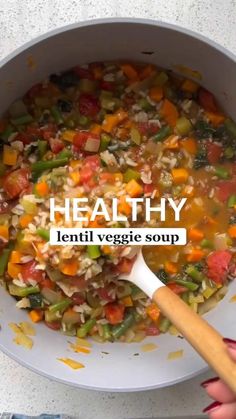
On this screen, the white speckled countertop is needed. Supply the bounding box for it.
[0,1,236,418]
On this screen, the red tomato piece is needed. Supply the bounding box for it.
[143,183,154,195]
[198,88,218,112]
[207,250,232,284]
[100,81,115,91]
[45,321,61,330]
[73,66,93,79]
[116,257,136,274]
[3,168,30,199]
[97,287,115,302]
[79,93,100,117]
[207,142,222,164]
[21,261,45,283]
[145,325,160,336]
[167,282,188,294]
[137,122,159,136]
[40,278,55,290]
[73,132,99,150]
[104,303,125,325]
[71,293,86,305]
[84,155,100,170]
[217,179,236,201]
[49,138,65,154]
[41,124,57,140]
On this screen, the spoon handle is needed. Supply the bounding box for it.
[153,286,236,394]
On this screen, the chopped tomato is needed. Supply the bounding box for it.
[217,179,236,201]
[73,132,99,150]
[80,166,94,184]
[97,287,115,302]
[207,142,222,164]
[84,155,100,170]
[99,172,115,184]
[104,303,125,325]
[49,138,65,154]
[145,325,160,336]
[207,250,232,284]
[41,124,57,140]
[21,261,45,283]
[198,88,218,112]
[67,275,87,290]
[116,257,136,274]
[40,278,55,290]
[143,183,155,195]
[73,66,93,79]
[3,168,30,199]
[79,93,100,117]
[16,125,42,144]
[71,292,85,305]
[100,81,115,91]
[167,282,187,294]
[137,122,159,136]
[45,321,61,330]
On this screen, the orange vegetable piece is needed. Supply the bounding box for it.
[181,185,195,197]
[29,310,43,323]
[181,79,199,93]
[10,250,23,264]
[149,86,163,102]
[0,225,9,241]
[126,179,143,197]
[180,138,197,154]
[101,245,112,255]
[3,145,18,166]
[139,64,155,80]
[205,111,225,127]
[163,135,179,150]
[118,195,132,216]
[165,261,178,274]
[88,215,105,228]
[102,109,128,133]
[228,225,236,238]
[160,99,179,127]
[171,168,189,184]
[188,228,204,242]
[69,171,80,185]
[186,249,205,262]
[60,259,78,276]
[92,65,103,80]
[121,296,133,307]
[120,64,139,81]
[62,130,76,142]
[7,262,22,278]
[146,303,160,322]
[90,124,102,134]
[35,182,49,197]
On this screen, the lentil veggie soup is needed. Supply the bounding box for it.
[0,61,236,342]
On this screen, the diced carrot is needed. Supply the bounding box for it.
[40,278,55,289]
[149,86,163,102]
[182,185,195,197]
[165,261,178,274]
[188,228,204,242]
[7,262,22,278]
[228,225,236,238]
[139,64,155,80]
[121,296,133,307]
[171,168,189,184]
[102,109,128,133]
[35,181,49,197]
[3,145,18,166]
[186,249,205,262]
[88,215,105,228]
[92,66,103,80]
[205,215,217,225]
[0,225,9,241]
[29,310,43,323]
[126,179,143,197]
[146,303,160,322]
[90,124,102,135]
[70,159,80,169]
[118,195,132,216]
[10,250,22,264]
[69,171,80,185]
[116,127,129,140]
[180,138,197,154]
[61,130,76,142]
[163,135,179,150]
[55,212,63,222]
[181,79,199,93]
[205,111,225,127]
[101,245,112,255]
[114,172,123,182]
[160,99,179,127]
[120,64,139,81]
[60,259,78,276]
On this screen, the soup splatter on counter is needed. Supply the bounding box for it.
[0,61,235,342]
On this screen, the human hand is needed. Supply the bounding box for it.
[201,338,236,418]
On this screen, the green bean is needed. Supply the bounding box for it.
[0,247,12,276]
[37,140,48,159]
[175,279,199,291]
[8,284,40,297]
[36,228,50,242]
[49,299,71,313]
[138,98,153,111]
[51,106,64,125]
[32,158,69,174]
[181,292,189,304]
[102,324,112,340]
[185,264,207,282]
[87,245,101,259]
[0,125,14,141]
[77,318,96,338]
[159,317,171,333]
[227,194,236,208]
[153,125,172,142]
[123,168,140,182]
[112,312,135,339]
[153,71,168,86]
[57,149,73,159]
[99,133,111,151]
[78,115,89,126]
[11,114,33,126]
[214,166,230,179]
[200,239,214,249]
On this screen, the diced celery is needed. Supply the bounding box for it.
[176,117,192,136]
[130,127,141,145]
[153,71,168,86]
[123,168,140,182]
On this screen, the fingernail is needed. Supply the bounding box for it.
[203,401,222,413]
[223,337,236,350]
[201,377,219,388]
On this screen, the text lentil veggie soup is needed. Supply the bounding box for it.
[0,61,235,342]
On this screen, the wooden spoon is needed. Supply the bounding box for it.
[120,251,236,393]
